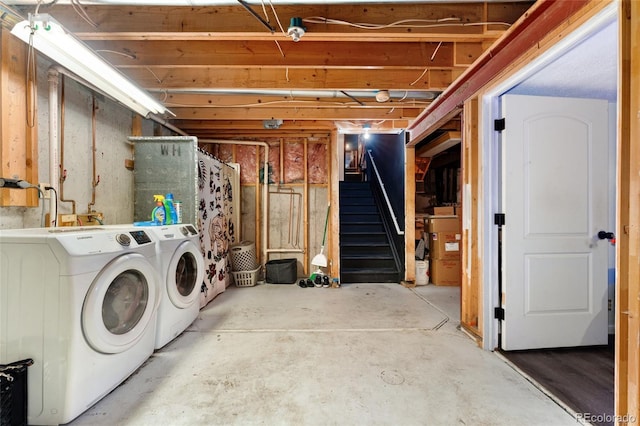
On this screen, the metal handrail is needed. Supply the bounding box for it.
[366,150,404,235]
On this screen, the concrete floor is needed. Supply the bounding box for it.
[70,283,577,426]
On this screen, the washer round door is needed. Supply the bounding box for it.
[82,253,159,354]
[166,240,204,309]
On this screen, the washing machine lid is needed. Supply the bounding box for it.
[82,253,159,354]
[166,240,204,309]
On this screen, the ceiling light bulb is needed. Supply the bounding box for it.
[375,90,390,103]
[287,17,306,42]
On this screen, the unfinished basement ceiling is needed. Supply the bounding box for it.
[3,1,535,138]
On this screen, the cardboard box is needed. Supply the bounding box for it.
[429,232,461,260]
[433,206,456,215]
[427,216,460,233]
[430,259,461,286]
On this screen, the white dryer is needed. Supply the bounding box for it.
[142,224,204,350]
[0,226,161,425]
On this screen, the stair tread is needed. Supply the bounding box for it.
[340,267,399,273]
[340,230,385,234]
[341,254,393,260]
[340,241,389,246]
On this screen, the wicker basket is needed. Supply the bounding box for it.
[232,266,261,287]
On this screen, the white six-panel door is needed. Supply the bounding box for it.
[500,94,609,351]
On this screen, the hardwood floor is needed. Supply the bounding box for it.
[501,340,614,426]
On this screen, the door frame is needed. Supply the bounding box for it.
[480,4,618,351]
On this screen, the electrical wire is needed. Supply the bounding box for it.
[268,0,287,35]
[163,98,432,108]
[267,0,287,57]
[70,0,98,28]
[34,0,58,14]
[46,186,57,227]
[95,50,136,60]
[302,16,512,30]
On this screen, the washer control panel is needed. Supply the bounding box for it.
[115,233,131,246]
[127,230,152,245]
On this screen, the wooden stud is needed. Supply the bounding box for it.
[618,0,640,421]
[0,28,38,207]
[405,146,416,282]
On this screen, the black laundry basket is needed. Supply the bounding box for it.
[1,358,33,426]
[265,258,297,284]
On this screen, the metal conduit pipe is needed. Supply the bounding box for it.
[58,77,77,215]
[199,139,269,267]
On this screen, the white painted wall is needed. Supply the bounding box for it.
[0,56,162,229]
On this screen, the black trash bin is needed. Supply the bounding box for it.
[265,258,297,284]
[1,358,33,426]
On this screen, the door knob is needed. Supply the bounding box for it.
[598,230,615,245]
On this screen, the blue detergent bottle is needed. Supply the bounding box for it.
[151,194,166,225]
[165,193,178,225]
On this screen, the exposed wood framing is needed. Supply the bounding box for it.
[461,97,481,338]
[15,1,531,135]
[617,0,640,421]
[405,146,416,282]
[0,28,38,207]
[330,131,340,279]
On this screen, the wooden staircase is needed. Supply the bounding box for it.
[339,181,400,283]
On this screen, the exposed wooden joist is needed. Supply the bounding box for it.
[123,67,458,91]
[172,119,336,130]
[170,106,421,120]
[87,40,460,68]
[36,3,529,37]
[163,94,433,109]
[78,32,504,43]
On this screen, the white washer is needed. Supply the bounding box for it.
[0,226,161,425]
[143,224,204,350]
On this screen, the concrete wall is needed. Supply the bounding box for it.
[0,56,161,229]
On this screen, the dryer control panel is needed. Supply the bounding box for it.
[127,230,152,245]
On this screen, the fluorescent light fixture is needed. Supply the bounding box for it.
[11,14,170,118]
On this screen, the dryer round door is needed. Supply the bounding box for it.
[166,240,204,309]
[82,253,159,354]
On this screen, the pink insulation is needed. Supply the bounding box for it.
[236,145,257,184]
[283,142,304,183]
[308,143,328,184]
[217,144,234,163]
[266,141,280,184]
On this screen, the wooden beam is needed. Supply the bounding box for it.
[88,40,458,68]
[120,67,457,91]
[79,32,504,43]
[162,93,434,109]
[173,119,336,130]
[170,106,422,120]
[40,3,528,37]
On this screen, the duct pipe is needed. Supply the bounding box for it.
[47,67,60,226]
[200,139,269,267]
